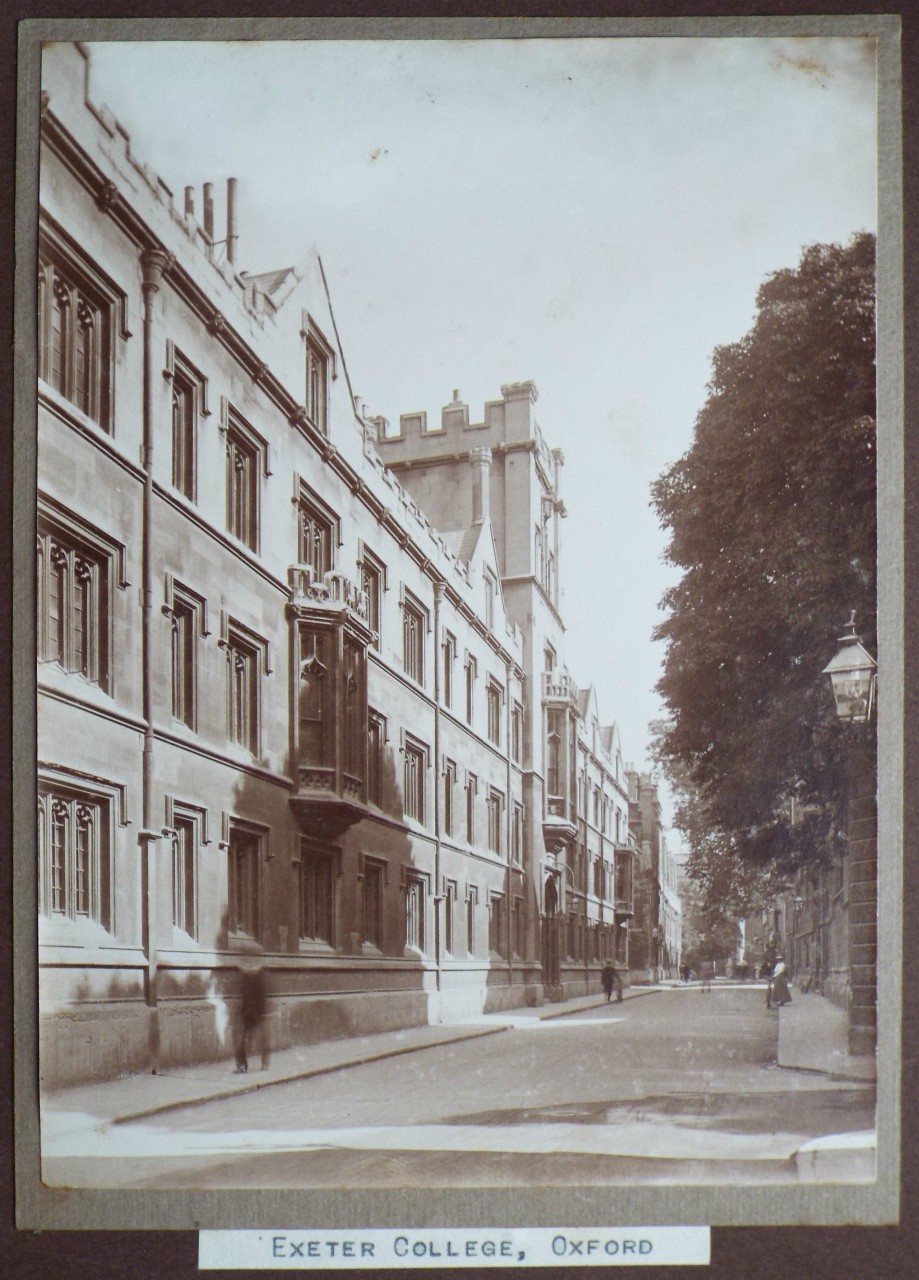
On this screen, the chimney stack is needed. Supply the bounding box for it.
[184,186,196,219]
[226,177,239,266]
[470,447,492,526]
[203,182,214,241]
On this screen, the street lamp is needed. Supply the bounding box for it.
[822,611,877,725]
[822,611,877,1056]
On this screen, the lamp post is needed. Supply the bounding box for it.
[651,925,662,983]
[822,612,878,1056]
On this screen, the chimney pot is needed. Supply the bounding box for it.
[203,182,214,241]
[184,185,195,218]
[226,177,238,266]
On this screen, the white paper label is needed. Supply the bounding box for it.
[199,1227,711,1268]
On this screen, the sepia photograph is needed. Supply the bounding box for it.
[15,15,902,1235]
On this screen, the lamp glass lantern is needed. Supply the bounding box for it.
[822,613,877,724]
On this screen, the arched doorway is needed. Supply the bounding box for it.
[542,873,561,989]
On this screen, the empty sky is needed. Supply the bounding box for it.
[81,34,878,832]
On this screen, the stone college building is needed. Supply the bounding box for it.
[36,43,652,1086]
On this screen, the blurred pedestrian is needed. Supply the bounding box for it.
[770,958,792,1008]
[601,961,616,1003]
[234,957,271,1073]
[700,959,713,993]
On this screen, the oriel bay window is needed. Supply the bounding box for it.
[546,709,562,797]
[296,625,367,790]
[289,580,373,838]
[544,705,577,825]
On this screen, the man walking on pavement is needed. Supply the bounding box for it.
[234,957,271,1073]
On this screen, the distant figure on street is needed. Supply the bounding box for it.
[680,962,691,983]
[700,959,713,993]
[601,962,616,1003]
[234,958,271,1073]
[768,958,792,1010]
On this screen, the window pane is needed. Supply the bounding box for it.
[229,830,259,937]
[406,879,424,950]
[174,816,196,935]
[50,803,67,914]
[50,276,67,392]
[172,380,196,498]
[72,564,89,676]
[74,810,91,915]
[314,857,334,944]
[49,551,66,665]
[367,714,384,807]
[363,866,383,948]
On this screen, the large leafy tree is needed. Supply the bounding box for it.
[652,233,876,881]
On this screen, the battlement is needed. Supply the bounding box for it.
[375,380,545,458]
[374,380,566,503]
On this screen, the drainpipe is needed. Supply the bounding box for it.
[139,246,173,1013]
[432,582,445,1008]
[505,657,514,989]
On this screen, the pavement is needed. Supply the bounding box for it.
[42,982,877,1187]
[42,979,873,1133]
[775,984,877,1082]
[42,986,658,1129]
[655,978,876,1082]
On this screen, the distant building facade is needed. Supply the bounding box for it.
[37,43,640,1087]
[625,770,681,981]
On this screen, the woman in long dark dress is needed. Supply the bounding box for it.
[770,959,792,1007]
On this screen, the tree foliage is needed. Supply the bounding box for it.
[652,234,876,884]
